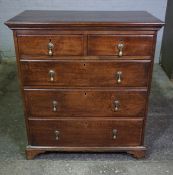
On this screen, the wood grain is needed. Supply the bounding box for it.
[88,35,154,56]
[18,35,84,56]
[28,118,143,147]
[25,89,147,117]
[21,60,151,87]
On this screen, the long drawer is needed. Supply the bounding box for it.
[28,118,143,147]
[21,60,151,87]
[88,35,154,56]
[25,89,147,117]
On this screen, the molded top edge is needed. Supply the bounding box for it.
[5,10,164,29]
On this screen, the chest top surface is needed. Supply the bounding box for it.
[5,10,164,29]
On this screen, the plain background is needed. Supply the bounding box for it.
[0,0,167,62]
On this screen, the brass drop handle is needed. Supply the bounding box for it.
[114,100,120,111]
[112,129,117,139]
[52,100,58,112]
[116,71,122,84]
[54,130,60,140]
[117,43,124,57]
[49,70,55,82]
[48,41,54,56]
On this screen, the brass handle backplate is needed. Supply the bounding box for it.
[117,43,124,57]
[49,70,55,82]
[116,71,122,84]
[54,130,60,140]
[52,100,58,112]
[48,41,54,56]
[114,100,120,111]
[112,129,117,139]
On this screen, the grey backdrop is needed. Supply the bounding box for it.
[0,0,167,62]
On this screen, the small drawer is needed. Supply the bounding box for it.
[28,118,143,147]
[25,89,147,117]
[18,35,84,56]
[21,60,150,87]
[88,35,154,57]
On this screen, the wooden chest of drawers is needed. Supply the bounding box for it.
[5,10,163,159]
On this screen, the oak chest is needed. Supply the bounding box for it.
[5,10,164,159]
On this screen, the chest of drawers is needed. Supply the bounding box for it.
[5,10,163,159]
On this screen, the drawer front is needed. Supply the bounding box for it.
[88,35,154,56]
[21,60,150,87]
[25,89,147,117]
[18,35,84,56]
[28,119,143,147]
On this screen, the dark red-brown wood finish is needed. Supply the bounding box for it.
[28,118,143,147]
[25,89,147,117]
[20,60,151,87]
[5,10,164,159]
